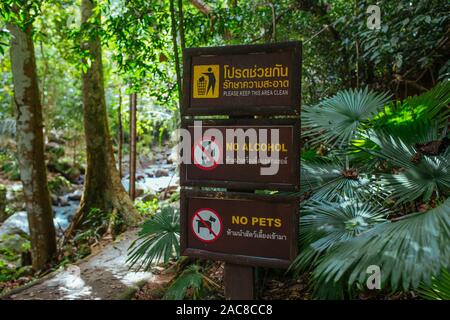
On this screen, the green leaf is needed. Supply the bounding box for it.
[163,265,207,300]
[127,205,180,270]
[313,198,450,293]
[302,87,391,148]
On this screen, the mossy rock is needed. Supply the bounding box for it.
[45,142,65,158]
[66,167,81,182]
[1,161,20,181]
[48,175,72,195]
[0,232,30,254]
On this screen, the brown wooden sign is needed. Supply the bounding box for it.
[182,42,301,116]
[181,191,299,268]
[179,119,300,191]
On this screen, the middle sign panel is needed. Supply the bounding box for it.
[180,119,300,191]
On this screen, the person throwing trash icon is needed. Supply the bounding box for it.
[202,67,216,95]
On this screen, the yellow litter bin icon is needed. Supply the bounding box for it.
[197,76,206,96]
[193,65,219,98]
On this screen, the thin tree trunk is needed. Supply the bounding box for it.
[7,21,56,271]
[178,0,186,51]
[118,87,123,178]
[129,92,137,200]
[0,185,7,223]
[170,0,182,105]
[66,0,140,237]
[39,41,48,106]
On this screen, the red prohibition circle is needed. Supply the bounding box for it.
[191,207,223,243]
[192,136,222,171]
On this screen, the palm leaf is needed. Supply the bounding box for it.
[302,87,391,148]
[291,200,387,274]
[418,268,450,300]
[364,130,450,203]
[312,198,450,293]
[163,264,207,300]
[300,160,387,203]
[127,205,180,270]
[372,82,450,137]
[403,81,450,124]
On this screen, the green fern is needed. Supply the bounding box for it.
[127,205,180,270]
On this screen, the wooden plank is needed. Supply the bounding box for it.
[180,190,299,269]
[179,118,300,191]
[224,263,254,300]
[182,41,301,116]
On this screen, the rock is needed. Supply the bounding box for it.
[59,197,70,207]
[6,184,24,210]
[45,142,65,157]
[167,146,179,164]
[0,231,29,253]
[154,169,169,177]
[141,192,157,203]
[48,175,72,195]
[51,194,59,206]
[0,255,18,270]
[66,167,81,183]
[0,212,29,237]
[68,190,82,201]
[135,188,145,198]
[146,172,155,178]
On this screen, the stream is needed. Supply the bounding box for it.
[0,162,178,239]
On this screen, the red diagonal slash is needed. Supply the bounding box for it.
[194,211,218,238]
[196,142,216,165]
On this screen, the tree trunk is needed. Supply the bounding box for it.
[170,0,182,105]
[0,184,6,223]
[66,0,140,236]
[129,92,137,201]
[118,87,123,178]
[7,21,57,271]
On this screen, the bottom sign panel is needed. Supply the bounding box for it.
[181,190,299,268]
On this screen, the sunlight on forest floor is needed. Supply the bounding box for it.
[8,229,154,300]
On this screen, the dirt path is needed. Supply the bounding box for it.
[7,229,154,300]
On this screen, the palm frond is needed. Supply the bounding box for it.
[365,130,450,203]
[127,205,180,270]
[404,81,450,123]
[163,264,207,300]
[312,198,450,293]
[418,268,450,300]
[302,87,391,148]
[300,160,387,203]
[291,200,387,274]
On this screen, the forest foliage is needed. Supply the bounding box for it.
[0,0,449,300]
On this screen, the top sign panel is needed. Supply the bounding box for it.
[182,42,301,116]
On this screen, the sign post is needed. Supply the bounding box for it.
[180,41,301,300]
